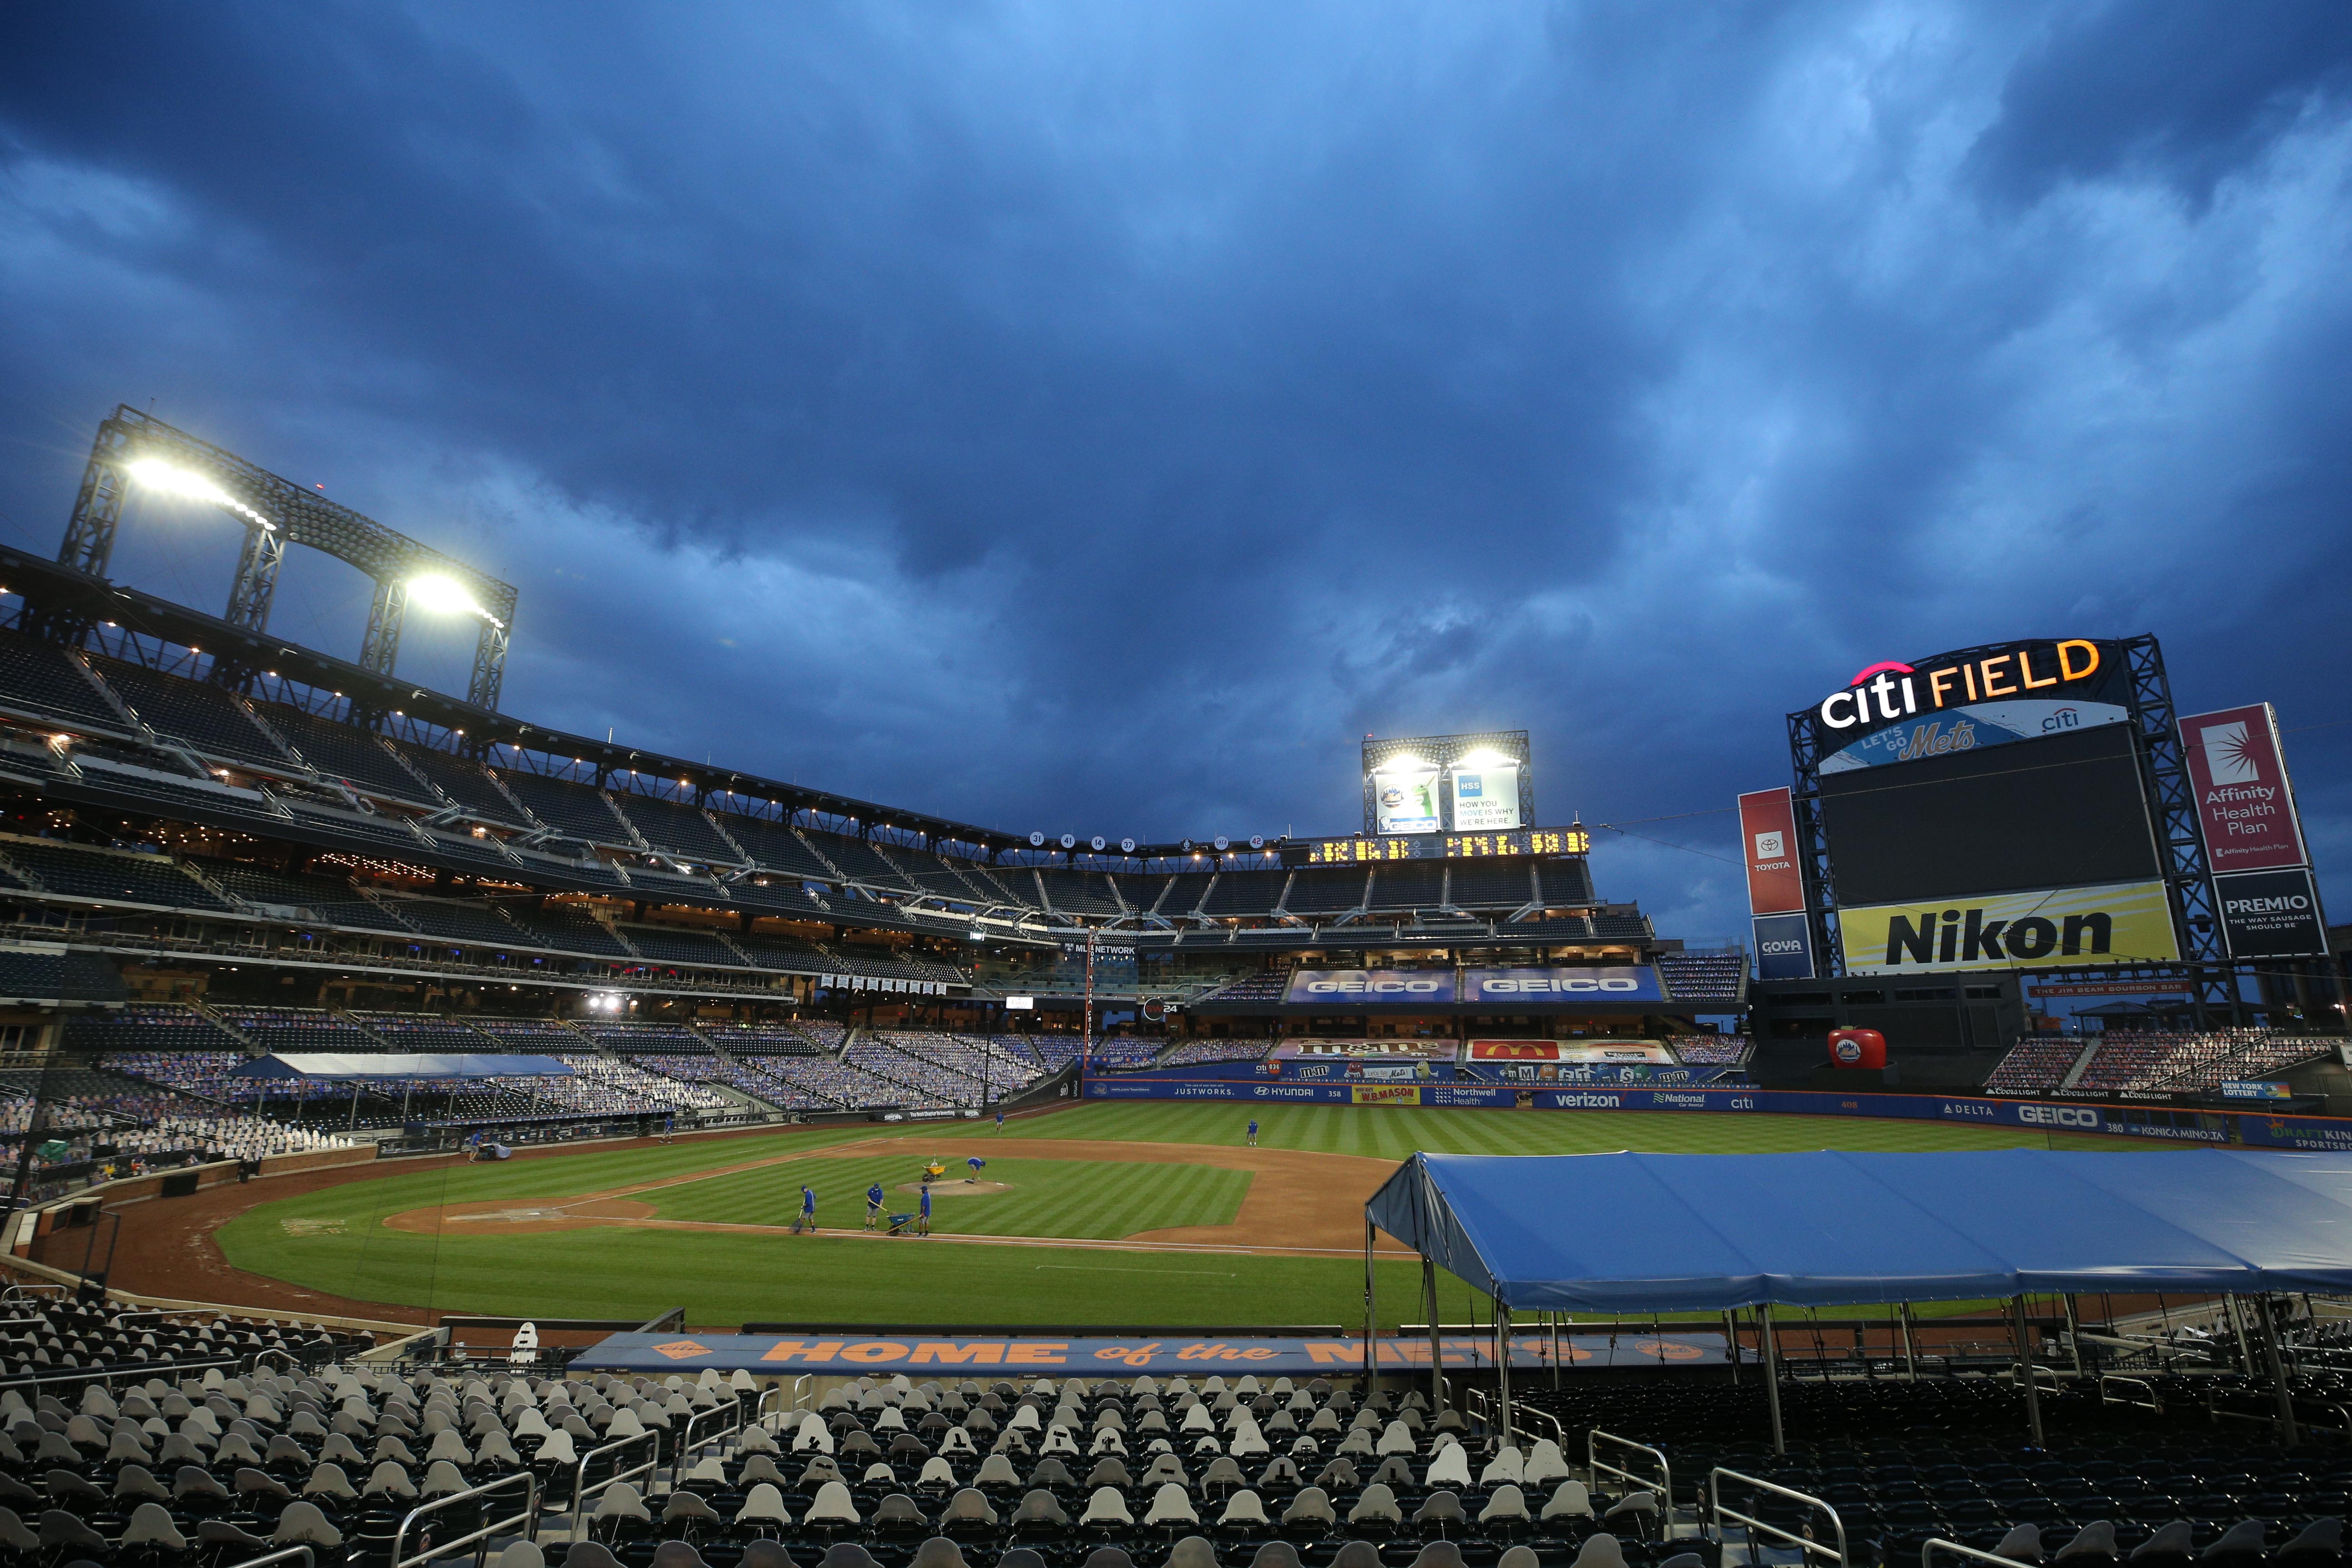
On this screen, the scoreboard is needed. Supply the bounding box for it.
[1298,827,1589,865]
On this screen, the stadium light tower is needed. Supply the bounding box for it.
[59,406,518,709]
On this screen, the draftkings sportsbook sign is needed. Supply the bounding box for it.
[1838,880,2180,976]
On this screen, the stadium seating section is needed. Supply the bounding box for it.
[1667,1034,1751,1066]
[0,1357,2295,1568]
[2046,1031,2334,1098]
[1652,955,1744,1004]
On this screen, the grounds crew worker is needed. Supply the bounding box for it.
[918,1183,933,1236]
[866,1181,887,1230]
[797,1184,817,1233]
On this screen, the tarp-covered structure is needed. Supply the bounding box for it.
[231,1054,573,1080]
[1364,1149,2352,1312]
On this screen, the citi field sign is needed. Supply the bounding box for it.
[1802,638,2132,771]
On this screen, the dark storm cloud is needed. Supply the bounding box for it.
[2,0,2350,946]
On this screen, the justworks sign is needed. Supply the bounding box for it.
[1837,880,2180,975]
[1813,639,2113,741]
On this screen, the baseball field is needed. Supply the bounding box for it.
[162,1100,2147,1331]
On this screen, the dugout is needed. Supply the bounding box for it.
[1365,1147,2352,1455]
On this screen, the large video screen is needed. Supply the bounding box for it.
[1819,723,2161,905]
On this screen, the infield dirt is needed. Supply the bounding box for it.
[60,1125,1410,1327]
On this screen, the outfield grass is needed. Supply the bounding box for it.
[218,1101,2151,1328]
[1007,1101,2126,1158]
[648,1155,1249,1239]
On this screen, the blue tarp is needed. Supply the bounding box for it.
[1364,1149,2352,1311]
[231,1053,573,1080]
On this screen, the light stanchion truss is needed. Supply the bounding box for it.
[57,405,518,709]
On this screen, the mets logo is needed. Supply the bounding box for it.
[1832,1039,1862,1063]
[652,1339,711,1360]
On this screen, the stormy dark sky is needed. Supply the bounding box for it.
[2,2,2349,950]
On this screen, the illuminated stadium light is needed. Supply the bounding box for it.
[126,456,276,531]
[407,573,504,627]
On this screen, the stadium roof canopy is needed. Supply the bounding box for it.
[1364,1149,2352,1312]
[232,1053,572,1080]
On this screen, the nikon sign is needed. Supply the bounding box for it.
[1838,879,2180,976]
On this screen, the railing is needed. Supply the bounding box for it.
[1590,1429,1673,1507]
[1511,1405,1566,1450]
[389,1470,537,1568]
[756,1376,812,1426]
[1710,1468,1847,1568]
[672,1397,746,1486]
[2099,1374,2160,1412]
[0,1355,244,1395]
[568,1429,662,1542]
[1926,1537,2031,1568]
[219,1548,316,1568]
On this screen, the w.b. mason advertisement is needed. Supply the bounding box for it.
[1838,879,2180,975]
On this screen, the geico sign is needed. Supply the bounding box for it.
[1819,640,2102,730]
[2018,1104,2101,1128]
[1475,977,1642,994]
[1303,978,1445,995]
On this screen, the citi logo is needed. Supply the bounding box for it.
[1819,641,2100,730]
[2019,1104,2101,1128]
[1885,906,2112,964]
[2042,707,2082,732]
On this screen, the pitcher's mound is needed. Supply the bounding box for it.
[897,1180,1013,1197]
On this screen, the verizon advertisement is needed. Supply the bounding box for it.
[2180,703,2312,874]
[1739,788,1805,914]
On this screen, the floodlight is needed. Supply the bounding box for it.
[126,456,275,530]
[406,573,502,625]
[1455,747,1513,769]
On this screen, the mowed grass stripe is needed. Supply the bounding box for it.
[1002,1102,2124,1158]
[649,1156,1249,1241]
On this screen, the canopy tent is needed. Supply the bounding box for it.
[231,1053,573,1080]
[1363,1148,2352,1313]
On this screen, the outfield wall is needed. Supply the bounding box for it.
[1086,1071,2352,1149]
